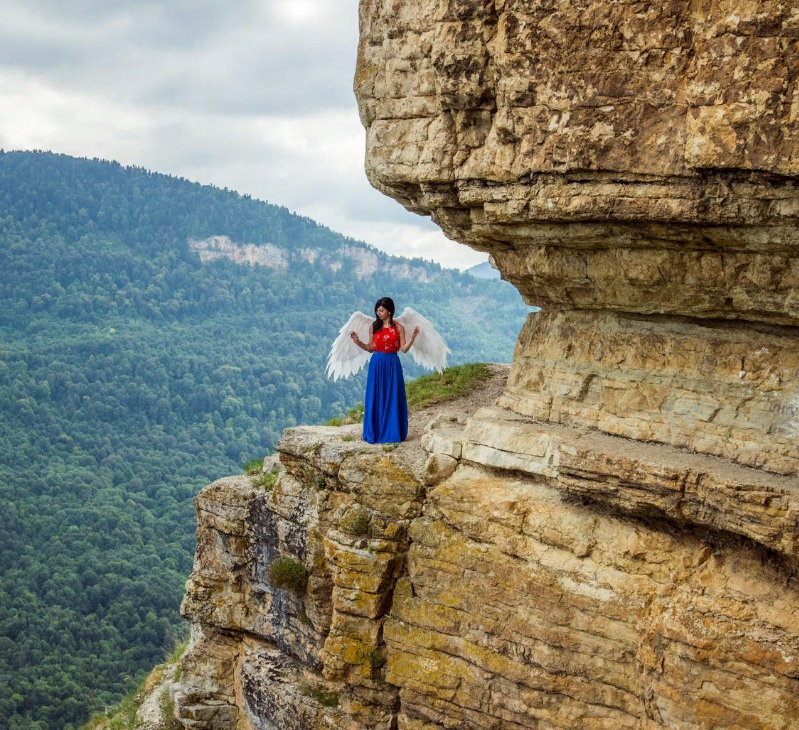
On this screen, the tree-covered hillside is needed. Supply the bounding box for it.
[0,150,530,729]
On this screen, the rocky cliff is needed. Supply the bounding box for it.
[188,236,436,282]
[171,2,799,729]
[171,372,799,730]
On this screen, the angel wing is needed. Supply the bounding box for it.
[326,311,374,381]
[395,307,451,373]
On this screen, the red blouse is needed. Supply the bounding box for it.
[373,324,401,353]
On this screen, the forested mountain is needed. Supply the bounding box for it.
[0,150,530,730]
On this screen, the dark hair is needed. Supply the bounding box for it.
[372,297,395,334]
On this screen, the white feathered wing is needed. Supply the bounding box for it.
[395,307,451,373]
[326,312,373,381]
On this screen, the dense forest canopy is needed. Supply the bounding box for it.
[0,150,530,729]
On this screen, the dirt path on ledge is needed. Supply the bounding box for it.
[393,363,509,479]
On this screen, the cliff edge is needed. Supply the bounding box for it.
[172,367,799,729]
[171,2,799,728]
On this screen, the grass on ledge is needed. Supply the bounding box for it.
[251,468,280,491]
[243,457,265,475]
[81,676,146,730]
[270,556,309,592]
[300,680,339,707]
[405,362,492,409]
[325,402,364,427]
[325,363,492,427]
[81,636,189,730]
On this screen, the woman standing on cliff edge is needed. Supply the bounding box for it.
[326,297,450,444]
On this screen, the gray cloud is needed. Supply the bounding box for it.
[0,0,358,114]
[0,0,488,269]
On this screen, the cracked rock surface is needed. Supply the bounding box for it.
[171,2,799,727]
[173,368,799,729]
[355,0,799,478]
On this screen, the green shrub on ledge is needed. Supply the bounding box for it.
[325,402,364,426]
[243,457,265,476]
[300,680,339,707]
[270,556,309,592]
[341,511,370,536]
[251,468,280,491]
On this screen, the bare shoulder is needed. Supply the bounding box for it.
[395,322,405,333]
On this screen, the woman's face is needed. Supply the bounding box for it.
[376,305,390,321]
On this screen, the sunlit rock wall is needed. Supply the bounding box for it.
[355,0,799,473]
[170,3,799,729]
[352,0,799,728]
[172,420,799,730]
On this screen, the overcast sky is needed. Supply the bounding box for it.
[0,0,487,270]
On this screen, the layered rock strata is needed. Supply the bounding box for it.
[174,431,420,730]
[172,2,799,728]
[354,0,799,476]
[173,410,799,729]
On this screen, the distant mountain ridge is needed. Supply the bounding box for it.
[465,260,501,279]
[0,150,530,730]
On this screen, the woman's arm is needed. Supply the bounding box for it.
[350,331,373,352]
[399,324,420,353]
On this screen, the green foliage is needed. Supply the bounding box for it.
[360,647,386,679]
[243,458,265,475]
[0,151,528,729]
[80,675,147,730]
[381,443,399,452]
[79,629,188,730]
[157,687,181,730]
[325,403,364,426]
[251,469,279,491]
[269,556,309,592]
[341,512,370,536]
[405,363,493,409]
[80,667,183,730]
[328,364,495,437]
[299,681,339,708]
[165,634,190,667]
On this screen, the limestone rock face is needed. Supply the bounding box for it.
[337,0,799,727]
[174,417,799,730]
[355,0,799,483]
[174,430,418,730]
[388,471,799,730]
[356,0,799,239]
[172,2,799,728]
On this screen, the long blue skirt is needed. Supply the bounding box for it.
[363,351,408,444]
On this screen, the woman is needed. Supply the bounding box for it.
[325,299,449,443]
[349,297,420,443]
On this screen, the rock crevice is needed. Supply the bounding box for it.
[173,396,799,729]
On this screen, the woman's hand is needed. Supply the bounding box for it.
[400,324,420,353]
[351,331,372,352]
